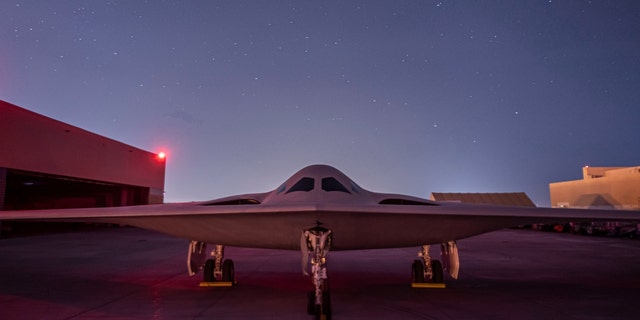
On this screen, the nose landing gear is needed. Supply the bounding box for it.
[302,223,333,320]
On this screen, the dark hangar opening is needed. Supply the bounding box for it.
[3,169,149,210]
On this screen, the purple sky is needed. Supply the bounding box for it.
[2,1,639,206]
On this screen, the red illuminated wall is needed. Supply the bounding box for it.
[0,100,165,204]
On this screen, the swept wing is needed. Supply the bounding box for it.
[3,164,639,250]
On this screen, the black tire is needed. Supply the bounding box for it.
[323,287,332,320]
[314,295,331,320]
[412,260,424,283]
[314,305,323,320]
[310,283,331,319]
[307,291,316,315]
[203,259,215,282]
[222,259,235,282]
[431,260,444,283]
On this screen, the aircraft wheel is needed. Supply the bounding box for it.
[313,290,331,320]
[323,285,332,320]
[411,260,424,283]
[307,291,316,314]
[203,259,215,282]
[431,260,444,283]
[314,305,323,319]
[222,259,235,282]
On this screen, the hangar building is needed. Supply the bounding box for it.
[0,100,166,213]
[549,166,640,209]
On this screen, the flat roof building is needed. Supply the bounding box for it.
[0,100,166,212]
[549,166,640,209]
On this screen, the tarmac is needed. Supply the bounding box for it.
[1,227,639,319]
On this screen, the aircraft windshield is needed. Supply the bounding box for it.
[321,177,350,193]
[286,177,314,193]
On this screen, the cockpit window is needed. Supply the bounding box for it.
[276,183,287,194]
[350,181,362,194]
[286,177,314,193]
[321,177,351,193]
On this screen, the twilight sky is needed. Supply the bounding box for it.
[2,1,639,206]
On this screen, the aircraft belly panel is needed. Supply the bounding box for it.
[96,211,521,250]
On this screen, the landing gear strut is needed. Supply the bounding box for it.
[302,223,333,320]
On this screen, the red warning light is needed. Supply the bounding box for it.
[157,152,167,160]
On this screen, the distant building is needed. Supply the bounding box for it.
[549,166,640,209]
[429,192,536,207]
[0,100,166,212]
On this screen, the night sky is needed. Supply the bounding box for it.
[2,1,639,206]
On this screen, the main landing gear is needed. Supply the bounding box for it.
[302,223,333,320]
[188,241,235,287]
[411,241,459,288]
[411,245,445,288]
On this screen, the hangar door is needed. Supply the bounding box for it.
[1,169,149,210]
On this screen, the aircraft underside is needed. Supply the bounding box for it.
[186,222,460,319]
